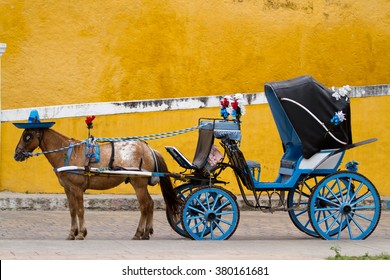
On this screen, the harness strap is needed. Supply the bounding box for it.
[64,145,74,166]
[109,142,115,170]
[146,143,159,173]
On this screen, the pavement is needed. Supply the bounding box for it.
[0,192,389,260]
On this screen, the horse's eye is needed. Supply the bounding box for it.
[23,133,33,142]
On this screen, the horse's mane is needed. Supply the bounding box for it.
[46,128,81,143]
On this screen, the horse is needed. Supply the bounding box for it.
[14,127,179,240]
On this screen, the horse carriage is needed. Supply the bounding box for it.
[14,75,381,241]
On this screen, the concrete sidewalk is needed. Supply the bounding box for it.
[0,206,389,260]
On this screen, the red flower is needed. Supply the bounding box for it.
[231,99,238,110]
[85,116,95,128]
[220,98,229,108]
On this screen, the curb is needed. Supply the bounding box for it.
[0,192,389,211]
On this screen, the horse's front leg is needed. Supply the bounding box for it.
[73,187,87,240]
[64,187,79,240]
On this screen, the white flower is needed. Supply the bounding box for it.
[331,85,351,101]
[335,111,346,123]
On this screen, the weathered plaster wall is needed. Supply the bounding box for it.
[1,0,389,195]
[1,0,389,108]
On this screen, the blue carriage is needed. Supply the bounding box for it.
[166,75,381,240]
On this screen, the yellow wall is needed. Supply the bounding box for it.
[1,1,389,195]
[1,96,390,196]
[1,0,389,108]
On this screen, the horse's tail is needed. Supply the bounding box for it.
[154,150,179,215]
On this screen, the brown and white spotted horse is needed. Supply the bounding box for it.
[14,127,179,240]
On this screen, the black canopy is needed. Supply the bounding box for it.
[265,75,352,159]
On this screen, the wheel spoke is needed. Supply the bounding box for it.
[324,211,341,235]
[217,210,235,216]
[317,195,340,208]
[189,219,203,231]
[351,191,372,206]
[188,205,205,215]
[351,211,374,222]
[324,181,342,204]
[210,194,220,210]
[200,222,208,238]
[215,200,230,212]
[349,181,365,201]
[195,197,208,212]
[294,208,308,218]
[215,216,233,226]
[348,213,365,234]
[315,208,338,224]
[353,205,376,210]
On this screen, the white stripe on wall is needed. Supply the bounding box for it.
[1,84,389,122]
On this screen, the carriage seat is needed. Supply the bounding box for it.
[165,128,215,171]
[278,143,302,176]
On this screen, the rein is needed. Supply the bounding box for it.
[23,124,205,158]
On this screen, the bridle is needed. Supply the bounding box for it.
[19,129,45,158]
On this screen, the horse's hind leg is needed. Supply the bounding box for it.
[132,180,154,240]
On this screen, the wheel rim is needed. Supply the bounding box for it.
[181,186,240,240]
[309,171,381,240]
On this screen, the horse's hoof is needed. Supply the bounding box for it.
[75,235,85,240]
[66,235,75,240]
[132,236,141,240]
[141,235,150,240]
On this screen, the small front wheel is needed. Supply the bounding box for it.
[181,186,240,240]
[309,171,381,240]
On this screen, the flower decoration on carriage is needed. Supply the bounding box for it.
[219,94,246,122]
[325,110,346,138]
[331,85,351,101]
[85,115,95,138]
[345,160,359,172]
[220,96,230,120]
[330,111,346,126]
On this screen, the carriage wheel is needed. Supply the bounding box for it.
[166,183,195,238]
[287,175,323,238]
[288,175,350,238]
[309,171,381,240]
[181,186,240,240]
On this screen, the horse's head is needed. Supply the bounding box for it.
[13,110,56,161]
[14,129,44,161]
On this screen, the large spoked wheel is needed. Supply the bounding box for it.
[287,175,323,238]
[181,185,240,240]
[166,183,196,238]
[309,171,381,240]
